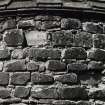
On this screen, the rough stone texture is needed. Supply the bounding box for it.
[18,19,35,29]
[47,30,74,47]
[3,29,24,47]
[11,49,24,59]
[14,86,30,98]
[31,72,54,84]
[31,86,59,99]
[62,47,87,60]
[88,48,105,61]
[10,72,30,85]
[67,63,88,72]
[55,73,77,84]
[88,61,104,71]
[46,60,66,71]
[0,48,10,60]
[59,86,88,100]
[0,72,9,85]
[61,18,81,30]
[29,48,61,61]
[4,60,26,72]
[0,88,11,99]
[83,22,103,34]
[27,61,39,71]
[25,31,47,47]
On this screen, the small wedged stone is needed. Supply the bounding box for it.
[77,101,91,105]
[14,86,30,98]
[31,72,54,84]
[62,47,87,60]
[45,60,66,71]
[4,60,26,72]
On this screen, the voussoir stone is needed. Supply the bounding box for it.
[31,72,54,84]
[62,47,87,60]
[88,48,105,61]
[29,48,61,61]
[10,72,30,85]
[45,60,66,71]
[14,86,30,98]
[55,73,77,84]
[3,29,24,47]
[4,60,26,72]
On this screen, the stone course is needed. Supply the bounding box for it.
[0,13,105,105]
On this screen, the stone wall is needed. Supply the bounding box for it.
[0,15,105,105]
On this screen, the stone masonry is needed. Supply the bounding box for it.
[0,0,105,105]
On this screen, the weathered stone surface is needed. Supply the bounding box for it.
[3,29,24,46]
[52,100,76,105]
[25,31,47,46]
[10,104,27,105]
[74,31,93,48]
[88,61,104,71]
[62,47,87,60]
[11,49,24,59]
[55,73,77,84]
[35,21,60,31]
[89,88,105,100]
[0,0,11,6]
[29,48,61,61]
[67,63,88,72]
[46,60,66,71]
[2,18,16,30]
[10,72,30,85]
[0,48,10,60]
[31,86,59,99]
[0,88,10,99]
[35,15,61,21]
[77,101,91,105]
[0,72,9,85]
[4,60,26,72]
[27,61,39,71]
[14,86,30,98]
[83,22,103,34]
[47,30,74,47]
[93,34,105,49]
[0,62,3,71]
[31,72,54,84]
[61,18,81,30]
[59,86,88,100]
[18,19,35,29]
[88,48,105,61]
